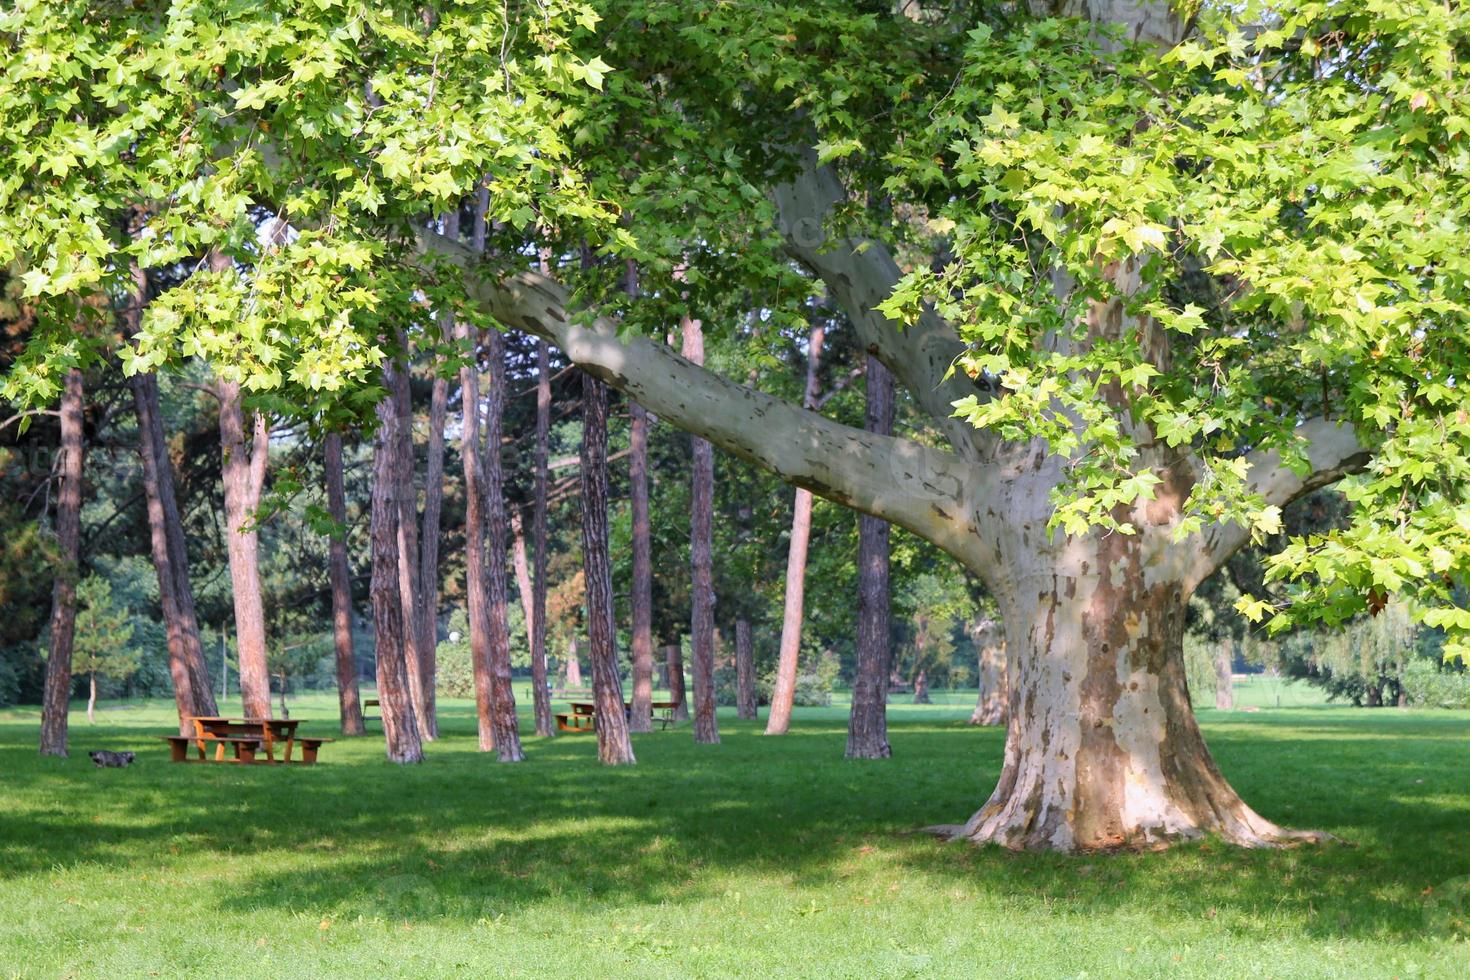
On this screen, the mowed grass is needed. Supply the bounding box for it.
[1,685,1468,978]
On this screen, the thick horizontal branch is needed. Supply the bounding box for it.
[420,230,988,567]
[1184,417,1369,592]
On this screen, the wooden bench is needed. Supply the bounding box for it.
[157,733,265,763]
[556,709,596,733]
[297,737,334,764]
[363,698,380,726]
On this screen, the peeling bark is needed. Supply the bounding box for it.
[530,340,555,737]
[1214,646,1234,712]
[682,315,719,745]
[969,618,1006,727]
[388,357,431,739]
[628,401,656,733]
[217,377,271,719]
[39,367,85,757]
[847,355,893,759]
[664,641,687,722]
[481,325,524,762]
[580,372,635,764]
[455,311,497,752]
[324,432,365,736]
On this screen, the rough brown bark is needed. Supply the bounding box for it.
[627,401,656,733]
[216,376,271,719]
[509,509,537,658]
[388,355,431,739]
[529,340,555,736]
[417,354,448,739]
[481,326,524,761]
[39,367,85,757]
[765,325,826,736]
[370,391,425,764]
[681,316,720,744]
[735,618,757,720]
[1214,645,1234,711]
[665,642,688,721]
[580,371,635,764]
[455,310,498,752]
[324,432,365,736]
[131,364,216,732]
[969,619,1006,726]
[847,355,893,759]
[565,641,583,689]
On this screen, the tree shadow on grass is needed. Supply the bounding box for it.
[1,713,1467,944]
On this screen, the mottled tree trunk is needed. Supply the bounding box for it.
[1214,645,1234,711]
[912,669,931,705]
[86,673,97,726]
[388,357,431,739]
[681,316,720,744]
[480,326,524,761]
[846,356,893,759]
[455,312,497,752]
[665,642,688,721]
[529,339,555,736]
[370,392,425,764]
[580,372,635,764]
[39,368,85,757]
[131,368,215,732]
[217,377,271,719]
[735,617,757,720]
[627,401,656,733]
[510,510,537,655]
[766,324,826,735]
[324,432,365,736]
[566,640,583,689]
[969,619,1006,727]
[417,355,448,739]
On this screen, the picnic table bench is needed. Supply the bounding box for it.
[556,700,680,733]
[157,716,333,764]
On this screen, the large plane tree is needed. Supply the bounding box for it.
[4,0,1470,851]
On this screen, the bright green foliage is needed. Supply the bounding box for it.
[66,575,140,689]
[877,3,1470,657]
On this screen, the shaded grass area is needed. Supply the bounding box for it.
[1,690,1467,977]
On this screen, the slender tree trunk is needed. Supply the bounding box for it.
[766,324,826,735]
[217,377,271,719]
[566,641,583,689]
[456,314,497,753]
[912,668,931,705]
[1214,645,1234,711]
[370,391,424,764]
[39,368,84,757]
[510,509,537,655]
[680,315,720,744]
[969,618,1006,726]
[417,361,448,738]
[324,432,365,735]
[481,326,524,761]
[579,372,635,764]
[627,402,656,733]
[87,673,97,726]
[131,369,215,731]
[389,357,432,739]
[665,642,688,721]
[278,676,289,719]
[847,355,893,759]
[530,339,555,736]
[735,618,757,720]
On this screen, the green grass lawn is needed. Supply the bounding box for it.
[2,685,1468,978]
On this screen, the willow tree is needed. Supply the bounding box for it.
[8,0,1470,849]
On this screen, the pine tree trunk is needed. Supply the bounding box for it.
[39,369,83,757]
[530,340,555,736]
[481,326,524,762]
[969,619,1006,726]
[628,401,656,733]
[131,369,215,732]
[665,642,688,721]
[1214,645,1234,711]
[846,355,893,759]
[324,432,365,736]
[735,617,757,720]
[217,378,271,719]
[388,357,432,739]
[681,316,720,744]
[455,315,498,752]
[579,372,635,764]
[766,324,826,736]
[370,392,424,764]
[509,507,539,672]
[417,362,448,739]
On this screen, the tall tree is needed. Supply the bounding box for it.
[1215,646,1234,712]
[216,376,271,719]
[455,286,497,752]
[529,337,555,736]
[765,324,826,736]
[664,641,688,722]
[324,431,365,736]
[38,367,84,757]
[481,323,525,761]
[846,355,893,759]
[627,400,656,733]
[370,384,424,764]
[580,372,635,764]
[417,321,451,739]
[734,618,757,720]
[681,315,719,744]
[389,354,431,739]
[969,618,1006,727]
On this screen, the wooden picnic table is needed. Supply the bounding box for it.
[559,700,680,733]
[157,716,332,764]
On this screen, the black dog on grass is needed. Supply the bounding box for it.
[89,750,135,768]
